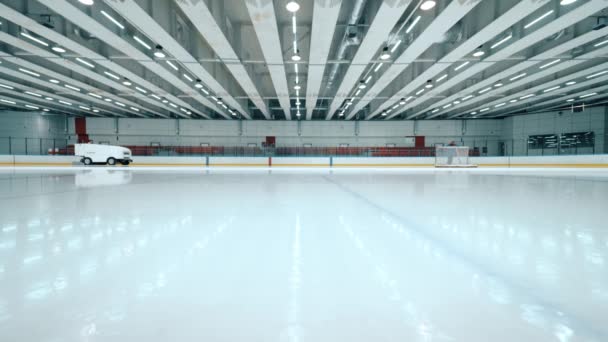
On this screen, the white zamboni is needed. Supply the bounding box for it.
[75,143,133,166]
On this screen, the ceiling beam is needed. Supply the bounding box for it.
[461,60,608,118]
[36,0,228,118]
[305,0,342,120]
[0,78,110,117]
[430,26,608,119]
[0,1,205,118]
[388,0,608,120]
[103,0,248,119]
[326,0,412,120]
[245,0,292,120]
[0,53,141,117]
[349,0,484,120]
[174,0,270,119]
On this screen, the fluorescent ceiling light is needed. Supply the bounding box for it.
[586,70,608,79]
[509,73,527,81]
[25,104,39,109]
[406,16,421,34]
[509,99,518,103]
[436,74,448,82]
[431,109,439,113]
[44,97,53,100]
[543,86,560,92]
[183,74,193,82]
[75,57,95,68]
[539,59,561,69]
[286,1,300,12]
[479,87,492,94]
[524,10,554,29]
[201,88,209,95]
[64,84,81,92]
[151,94,161,100]
[133,36,152,50]
[59,100,72,105]
[24,91,42,97]
[169,102,178,108]
[462,95,474,101]
[566,98,575,102]
[520,94,535,99]
[374,63,383,72]
[365,75,372,84]
[495,103,506,107]
[104,71,120,80]
[454,61,470,71]
[565,81,577,85]
[292,16,297,34]
[130,107,139,112]
[0,83,14,89]
[79,106,90,110]
[491,34,512,49]
[20,32,48,47]
[135,86,147,94]
[560,0,577,5]
[355,89,361,96]
[390,40,402,53]
[104,98,112,102]
[415,89,425,95]
[18,68,40,77]
[580,92,597,98]
[78,0,94,5]
[89,93,102,99]
[392,104,400,109]
[420,1,436,11]
[0,99,17,105]
[100,10,124,29]
[480,107,490,112]
[294,64,299,73]
[494,83,503,87]
[115,101,126,107]
[49,79,60,84]
[166,60,178,71]
[594,39,608,47]
[443,104,452,109]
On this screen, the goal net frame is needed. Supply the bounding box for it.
[435,146,478,168]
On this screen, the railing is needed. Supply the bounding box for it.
[0,136,602,157]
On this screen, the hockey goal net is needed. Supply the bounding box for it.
[435,146,477,168]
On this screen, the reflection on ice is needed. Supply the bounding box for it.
[75,169,132,187]
[0,168,606,341]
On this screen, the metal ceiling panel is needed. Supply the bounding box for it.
[103,0,247,119]
[446,45,608,118]
[37,0,227,118]
[463,58,608,118]
[426,26,608,119]
[349,0,485,120]
[385,0,608,120]
[175,0,270,119]
[360,0,546,120]
[305,0,342,120]
[0,69,124,117]
[326,0,412,120]
[245,0,292,120]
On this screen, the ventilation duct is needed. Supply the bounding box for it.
[326,0,367,87]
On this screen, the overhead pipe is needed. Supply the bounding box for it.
[326,0,367,87]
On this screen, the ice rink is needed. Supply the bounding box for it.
[1,167,607,342]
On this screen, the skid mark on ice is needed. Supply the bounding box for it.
[323,175,608,341]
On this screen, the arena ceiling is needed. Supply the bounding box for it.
[0,0,607,121]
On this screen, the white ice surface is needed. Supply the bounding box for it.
[0,167,607,341]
